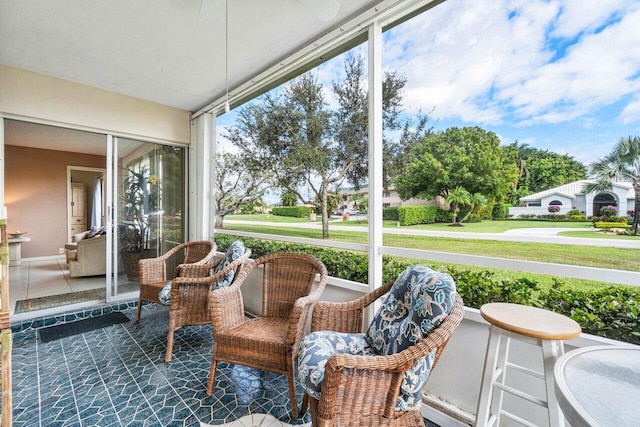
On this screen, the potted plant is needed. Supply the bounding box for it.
[119,165,160,279]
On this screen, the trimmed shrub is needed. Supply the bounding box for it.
[383,207,399,221]
[435,208,453,223]
[594,221,630,230]
[271,206,314,218]
[397,206,437,226]
[492,203,509,219]
[540,283,640,344]
[214,234,640,344]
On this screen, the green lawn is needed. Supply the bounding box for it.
[338,219,595,233]
[558,230,640,239]
[221,223,640,272]
[226,214,320,223]
[227,214,605,233]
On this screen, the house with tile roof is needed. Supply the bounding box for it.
[509,179,635,218]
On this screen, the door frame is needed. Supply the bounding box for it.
[66,166,107,243]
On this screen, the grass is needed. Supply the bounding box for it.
[221,223,640,272]
[228,214,635,235]
[226,214,320,223]
[558,230,640,239]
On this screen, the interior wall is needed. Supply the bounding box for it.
[5,145,105,258]
[0,65,191,145]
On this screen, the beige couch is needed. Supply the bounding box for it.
[66,230,106,277]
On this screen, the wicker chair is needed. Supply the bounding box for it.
[136,240,217,321]
[207,252,328,418]
[163,244,251,362]
[297,266,465,426]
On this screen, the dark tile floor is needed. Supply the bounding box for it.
[10,301,440,427]
[11,303,311,426]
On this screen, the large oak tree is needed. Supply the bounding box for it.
[394,126,518,204]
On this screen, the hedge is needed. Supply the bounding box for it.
[492,203,509,219]
[594,222,630,229]
[271,206,315,218]
[383,207,399,221]
[398,206,437,226]
[214,234,640,344]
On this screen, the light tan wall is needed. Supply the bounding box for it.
[0,65,190,144]
[5,145,105,258]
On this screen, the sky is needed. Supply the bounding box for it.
[217,0,640,169]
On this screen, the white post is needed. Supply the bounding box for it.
[189,113,215,241]
[0,119,4,215]
[368,22,383,311]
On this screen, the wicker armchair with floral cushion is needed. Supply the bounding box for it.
[160,241,251,362]
[136,240,216,321]
[206,252,328,418]
[296,265,464,426]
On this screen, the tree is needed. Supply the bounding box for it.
[227,52,405,238]
[214,152,272,229]
[460,192,488,223]
[395,127,518,205]
[584,136,640,234]
[280,189,297,207]
[506,142,587,204]
[445,186,471,224]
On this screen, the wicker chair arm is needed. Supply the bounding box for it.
[287,264,328,346]
[138,257,168,285]
[175,261,219,279]
[172,242,217,277]
[311,280,394,333]
[208,282,245,333]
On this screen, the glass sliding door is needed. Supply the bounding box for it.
[107,136,186,300]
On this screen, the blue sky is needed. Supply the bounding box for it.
[218,0,640,168]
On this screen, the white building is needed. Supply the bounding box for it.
[509,179,635,218]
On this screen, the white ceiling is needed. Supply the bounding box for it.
[0,0,381,113]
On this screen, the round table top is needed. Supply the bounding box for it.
[480,302,581,340]
[554,346,640,427]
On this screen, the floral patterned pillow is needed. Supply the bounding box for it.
[211,240,246,289]
[365,265,457,356]
[158,281,172,305]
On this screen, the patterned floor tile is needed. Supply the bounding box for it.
[11,302,433,426]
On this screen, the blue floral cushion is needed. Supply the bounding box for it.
[297,331,376,400]
[297,266,457,410]
[365,265,457,356]
[211,240,246,289]
[158,281,172,305]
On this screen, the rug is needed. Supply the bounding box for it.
[39,311,130,343]
[14,283,140,314]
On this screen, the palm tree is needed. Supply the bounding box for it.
[446,186,471,225]
[584,136,640,234]
[460,193,488,223]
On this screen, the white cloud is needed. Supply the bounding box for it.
[384,0,640,128]
[620,97,640,124]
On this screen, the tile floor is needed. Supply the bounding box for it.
[8,258,438,427]
[9,257,107,315]
[12,303,311,427]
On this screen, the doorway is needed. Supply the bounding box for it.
[3,119,188,315]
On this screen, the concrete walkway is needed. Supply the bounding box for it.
[223,220,640,249]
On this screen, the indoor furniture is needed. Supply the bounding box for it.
[69,182,87,235]
[162,241,251,362]
[554,345,640,427]
[8,236,30,267]
[136,240,216,320]
[66,231,106,277]
[475,303,582,427]
[206,252,328,418]
[297,265,464,426]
